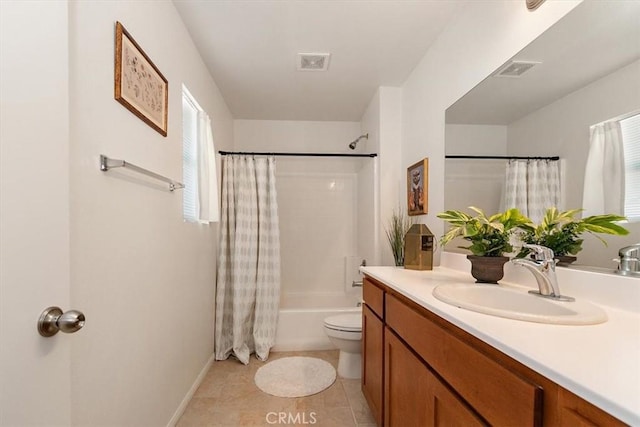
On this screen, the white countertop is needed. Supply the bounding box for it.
[361,264,640,426]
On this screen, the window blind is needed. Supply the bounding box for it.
[620,113,640,221]
[182,91,199,223]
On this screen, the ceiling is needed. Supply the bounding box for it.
[446,0,640,125]
[173,0,460,122]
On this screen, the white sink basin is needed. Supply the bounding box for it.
[433,283,607,325]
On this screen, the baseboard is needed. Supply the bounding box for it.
[167,353,215,427]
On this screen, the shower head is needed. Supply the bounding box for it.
[348,133,369,150]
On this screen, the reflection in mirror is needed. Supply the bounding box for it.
[444,0,640,271]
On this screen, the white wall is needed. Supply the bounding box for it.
[443,125,507,253]
[360,91,382,266]
[446,124,508,157]
[379,88,404,266]
[234,119,362,170]
[445,124,507,214]
[508,59,640,268]
[357,159,378,267]
[361,87,405,266]
[401,0,582,264]
[234,120,368,301]
[68,1,233,425]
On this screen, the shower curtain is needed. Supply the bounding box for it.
[582,121,625,216]
[503,159,560,223]
[215,155,281,364]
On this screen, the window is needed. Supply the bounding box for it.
[182,89,199,222]
[620,113,640,221]
[182,86,219,223]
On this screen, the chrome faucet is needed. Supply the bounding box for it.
[511,244,574,301]
[614,243,640,277]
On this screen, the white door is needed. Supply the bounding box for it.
[0,1,74,424]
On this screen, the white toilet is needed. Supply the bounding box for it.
[323,313,362,379]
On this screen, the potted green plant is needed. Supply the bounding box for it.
[385,208,413,266]
[517,208,629,265]
[437,207,531,283]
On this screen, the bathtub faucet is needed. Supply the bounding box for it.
[352,259,366,287]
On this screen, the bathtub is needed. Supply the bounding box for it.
[273,292,362,351]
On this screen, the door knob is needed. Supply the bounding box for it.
[38,306,85,337]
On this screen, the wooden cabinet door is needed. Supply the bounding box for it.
[362,305,384,426]
[384,326,429,426]
[558,389,626,427]
[385,327,486,427]
[386,293,542,426]
[425,367,488,427]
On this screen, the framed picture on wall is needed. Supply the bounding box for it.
[114,21,168,136]
[407,158,428,216]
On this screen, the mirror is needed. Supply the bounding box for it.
[444,1,640,271]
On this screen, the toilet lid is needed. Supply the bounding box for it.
[324,314,362,332]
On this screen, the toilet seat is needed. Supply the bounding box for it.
[324,314,362,332]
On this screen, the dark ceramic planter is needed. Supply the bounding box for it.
[466,255,509,284]
[555,255,577,267]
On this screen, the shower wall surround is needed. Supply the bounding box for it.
[277,171,357,300]
[234,119,376,307]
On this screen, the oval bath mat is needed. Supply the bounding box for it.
[254,356,336,398]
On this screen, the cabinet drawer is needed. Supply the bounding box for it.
[363,277,384,319]
[386,293,542,427]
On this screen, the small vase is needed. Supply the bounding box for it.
[466,255,509,284]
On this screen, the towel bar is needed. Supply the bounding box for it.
[100,155,184,192]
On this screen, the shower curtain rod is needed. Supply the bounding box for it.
[218,150,377,158]
[445,155,560,161]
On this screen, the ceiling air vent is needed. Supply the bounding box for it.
[297,53,331,71]
[493,60,540,78]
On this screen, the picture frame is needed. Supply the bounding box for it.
[407,158,429,216]
[114,21,168,136]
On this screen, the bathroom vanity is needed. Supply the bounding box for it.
[361,262,639,426]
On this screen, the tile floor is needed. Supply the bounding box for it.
[177,350,376,427]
